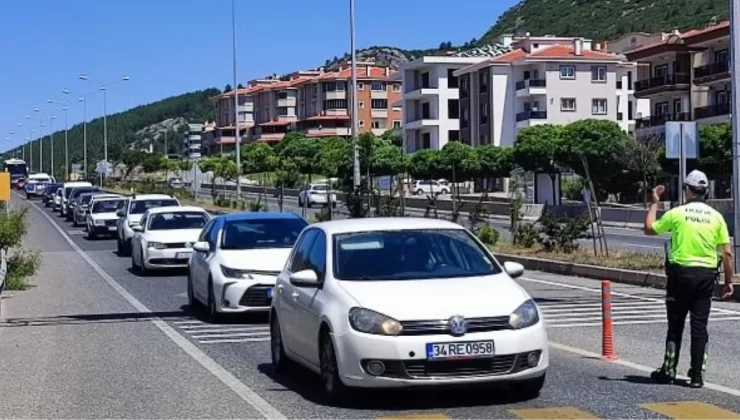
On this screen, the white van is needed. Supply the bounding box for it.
[60,181,93,216]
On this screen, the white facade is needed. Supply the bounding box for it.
[395,56,488,152]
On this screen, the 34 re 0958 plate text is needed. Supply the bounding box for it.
[426,340,495,360]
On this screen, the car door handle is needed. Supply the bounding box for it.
[291,292,300,299]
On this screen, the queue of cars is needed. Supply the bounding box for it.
[28,183,548,404]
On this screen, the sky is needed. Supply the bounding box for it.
[0,0,517,152]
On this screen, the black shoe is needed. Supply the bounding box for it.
[651,368,675,384]
[688,369,704,388]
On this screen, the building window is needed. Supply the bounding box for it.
[461,107,469,128]
[448,130,460,142]
[277,107,289,116]
[479,101,489,124]
[421,72,431,89]
[278,91,289,99]
[359,101,365,109]
[371,99,388,109]
[372,120,386,129]
[371,81,387,91]
[447,69,459,88]
[561,98,576,111]
[478,69,489,93]
[460,75,469,98]
[422,133,431,149]
[448,99,460,119]
[359,120,365,127]
[393,120,401,129]
[592,98,607,115]
[322,82,346,92]
[560,65,575,79]
[358,82,364,90]
[324,99,348,110]
[421,102,431,119]
[591,66,607,82]
[392,83,401,92]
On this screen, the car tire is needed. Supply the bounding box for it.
[415,189,424,196]
[117,237,124,255]
[320,330,350,404]
[187,272,199,310]
[87,227,96,240]
[207,278,220,322]
[131,252,140,275]
[270,313,294,374]
[138,250,148,277]
[512,373,546,399]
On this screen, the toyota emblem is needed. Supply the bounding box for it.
[448,315,466,336]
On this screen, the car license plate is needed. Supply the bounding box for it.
[175,252,191,259]
[266,287,274,298]
[108,226,117,231]
[426,341,494,360]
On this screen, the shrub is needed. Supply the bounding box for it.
[537,212,590,253]
[477,224,500,246]
[468,193,490,233]
[311,208,332,223]
[561,177,585,201]
[248,201,266,212]
[514,223,538,248]
[0,207,29,249]
[5,249,40,291]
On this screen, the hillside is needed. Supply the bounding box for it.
[481,0,728,43]
[321,39,479,70]
[4,88,219,175]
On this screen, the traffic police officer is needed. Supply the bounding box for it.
[644,170,734,388]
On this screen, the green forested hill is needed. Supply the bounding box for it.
[481,0,728,43]
[5,88,219,175]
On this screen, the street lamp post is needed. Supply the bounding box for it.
[232,0,241,197]
[33,109,45,173]
[49,115,57,178]
[349,0,361,189]
[62,89,91,177]
[79,74,130,180]
[48,98,74,180]
[730,0,740,272]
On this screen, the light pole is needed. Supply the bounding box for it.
[48,98,74,180]
[730,0,740,272]
[232,0,241,197]
[349,0,361,189]
[49,115,57,178]
[62,89,92,177]
[33,108,45,173]
[79,74,130,179]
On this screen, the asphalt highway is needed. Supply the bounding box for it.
[4,192,740,419]
[202,189,670,255]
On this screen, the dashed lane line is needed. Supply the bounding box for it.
[22,195,286,420]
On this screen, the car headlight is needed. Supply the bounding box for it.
[348,308,403,336]
[509,299,540,329]
[94,219,105,226]
[148,242,166,250]
[220,265,254,279]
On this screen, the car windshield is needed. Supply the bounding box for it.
[148,212,208,230]
[313,185,328,191]
[130,199,178,214]
[92,199,127,213]
[332,229,501,281]
[80,194,98,205]
[71,188,98,199]
[221,218,308,250]
[46,185,60,193]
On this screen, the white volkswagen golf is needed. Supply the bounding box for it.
[269,217,547,403]
[188,212,309,320]
[130,206,211,276]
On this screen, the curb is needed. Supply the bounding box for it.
[494,252,740,301]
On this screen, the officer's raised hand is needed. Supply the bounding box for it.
[652,185,665,203]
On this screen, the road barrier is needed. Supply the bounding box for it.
[601,280,617,361]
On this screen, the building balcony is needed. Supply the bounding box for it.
[634,73,691,98]
[634,113,691,129]
[324,90,346,100]
[404,88,442,101]
[516,110,547,122]
[404,119,440,130]
[305,127,351,137]
[371,90,388,99]
[693,61,730,85]
[694,102,731,120]
[515,79,547,98]
[371,109,388,118]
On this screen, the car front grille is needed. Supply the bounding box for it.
[164,242,187,249]
[400,316,512,336]
[361,352,537,379]
[239,284,273,308]
[105,219,117,227]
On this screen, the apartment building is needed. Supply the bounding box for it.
[297,62,402,138]
[453,35,636,148]
[395,54,501,152]
[207,62,401,154]
[625,21,730,138]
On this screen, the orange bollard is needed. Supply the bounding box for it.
[601,280,617,361]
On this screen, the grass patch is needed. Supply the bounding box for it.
[491,241,665,273]
[5,249,40,290]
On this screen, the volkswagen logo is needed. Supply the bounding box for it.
[448,315,466,336]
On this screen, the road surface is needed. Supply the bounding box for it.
[3,192,739,419]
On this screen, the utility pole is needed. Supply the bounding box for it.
[232,0,242,197]
[730,0,740,272]
[350,0,361,189]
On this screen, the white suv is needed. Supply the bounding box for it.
[411,180,449,196]
[116,194,180,256]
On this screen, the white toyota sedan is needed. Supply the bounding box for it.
[188,212,309,320]
[130,206,211,275]
[269,217,547,403]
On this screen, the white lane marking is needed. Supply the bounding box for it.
[538,301,660,309]
[199,338,270,344]
[549,316,740,328]
[523,276,740,316]
[179,326,268,333]
[550,341,740,397]
[172,320,205,325]
[624,244,664,250]
[192,332,271,339]
[23,196,286,420]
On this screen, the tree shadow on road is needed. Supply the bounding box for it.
[257,363,539,410]
[0,310,189,328]
[598,374,690,387]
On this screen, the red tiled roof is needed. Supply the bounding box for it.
[490,49,529,63]
[528,45,619,59]
[683,20,730,40]
[318,67,393,80]
[622,21,729,57]
[304,115,350,121]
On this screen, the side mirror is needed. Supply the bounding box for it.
[289,269,320,287]
[116,210,125,217]
[131,225,144,232]
[192,241,210,253]
[503,261,525,279]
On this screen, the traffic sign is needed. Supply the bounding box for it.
[95,160,112,175]
[665,121,698,159]
[378,175,391,190]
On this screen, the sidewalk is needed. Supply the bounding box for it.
[0,197,263,418]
